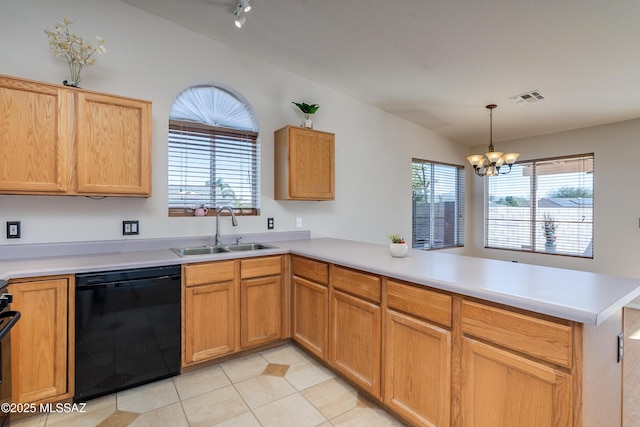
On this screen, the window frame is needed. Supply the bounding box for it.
[167,83,260,217]
[484,153,594,258]
[167,120,260,217]
[411,158,465,250]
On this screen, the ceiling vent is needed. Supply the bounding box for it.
[510,90,544,105]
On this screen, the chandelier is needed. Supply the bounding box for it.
[467,104,519,177]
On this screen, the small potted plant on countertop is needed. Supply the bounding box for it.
[388,234,408,258]
[292,102,319,129]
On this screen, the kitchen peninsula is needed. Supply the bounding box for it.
[2,237,638,427]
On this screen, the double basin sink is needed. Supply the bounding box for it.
[171,243,276,257]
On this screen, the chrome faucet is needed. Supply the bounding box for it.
[215,205,238,247]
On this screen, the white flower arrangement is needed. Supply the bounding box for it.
[44,18,106,87]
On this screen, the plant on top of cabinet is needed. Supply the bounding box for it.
[45,18,106,88]
[292,101,319,128]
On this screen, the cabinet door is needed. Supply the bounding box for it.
[461,337,573,427]
[10,277,70,403]
[75,92,151,196]
[0,77,72,194]
[275,126,335,200]
[330,289,381,397]
[384,310,451,427]
[292,275,328,359]
[289,128,334,199]
[183,281,238,365]
[241,275,282,349]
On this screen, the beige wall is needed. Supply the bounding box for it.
[0,0,467,246]
[464,118,640,279]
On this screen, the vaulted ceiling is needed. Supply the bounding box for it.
[122,0,640,145]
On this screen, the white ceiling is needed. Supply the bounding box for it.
[122,0,640,145]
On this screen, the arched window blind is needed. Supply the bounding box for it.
[485,153,594,257]
[168,85,259,216]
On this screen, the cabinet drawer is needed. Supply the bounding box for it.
[331,266,381,304]
[461,301,573,368]
[184,260,236,287]
[292,256,329,285]
[387,280,452,327]
[241,256,281,279]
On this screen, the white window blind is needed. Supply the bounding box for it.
[485,154,593,257]
[168,120,259,214]
[412,159,465,250]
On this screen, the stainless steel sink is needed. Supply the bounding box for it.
[171,242,276,256]
[227,243,276,251]
[170,246,229,256]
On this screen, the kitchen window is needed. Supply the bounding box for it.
[167,84,260,216]
[412,158,465,250]
[485,153,593,257]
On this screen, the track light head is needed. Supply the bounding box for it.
[239,0,251,13]
[234,13,246,28]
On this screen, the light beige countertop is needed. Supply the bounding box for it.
[1,236,638,326]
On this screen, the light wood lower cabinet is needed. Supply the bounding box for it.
[330,266,382,398]
[287,259,598,426]
[383,279,453,426]
[461,337,573,427]
[292,256,329,359]
[240,256,283,349]
[182,256,283,366]
[9,276,73,404]
[182,260,239,366]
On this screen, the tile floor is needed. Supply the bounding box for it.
[13,344,406,427]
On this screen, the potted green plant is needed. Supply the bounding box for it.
[388,234,408,258]
[292,102,319,128]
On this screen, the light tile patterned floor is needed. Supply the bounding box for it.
[13,344,406,427]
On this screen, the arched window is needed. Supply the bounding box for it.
[167,84,259,216]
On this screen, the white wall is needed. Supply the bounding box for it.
[0,0,468,246]
[465,118,640,279]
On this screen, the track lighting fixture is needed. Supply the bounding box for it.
[233,0,251,28]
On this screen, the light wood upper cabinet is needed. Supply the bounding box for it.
[274,126,335,200]
[0,74,151,197]
[0,76,72,193]
[9,276,73,404]
[75,92,151,196]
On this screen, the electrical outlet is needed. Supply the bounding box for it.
[267,217,274,230]
[6,221,21,239]
[123,220,140,236]
[296,217,303,228]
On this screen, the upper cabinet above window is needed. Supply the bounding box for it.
[0,75,152,197]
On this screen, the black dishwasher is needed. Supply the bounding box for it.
[75,265,181,401]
